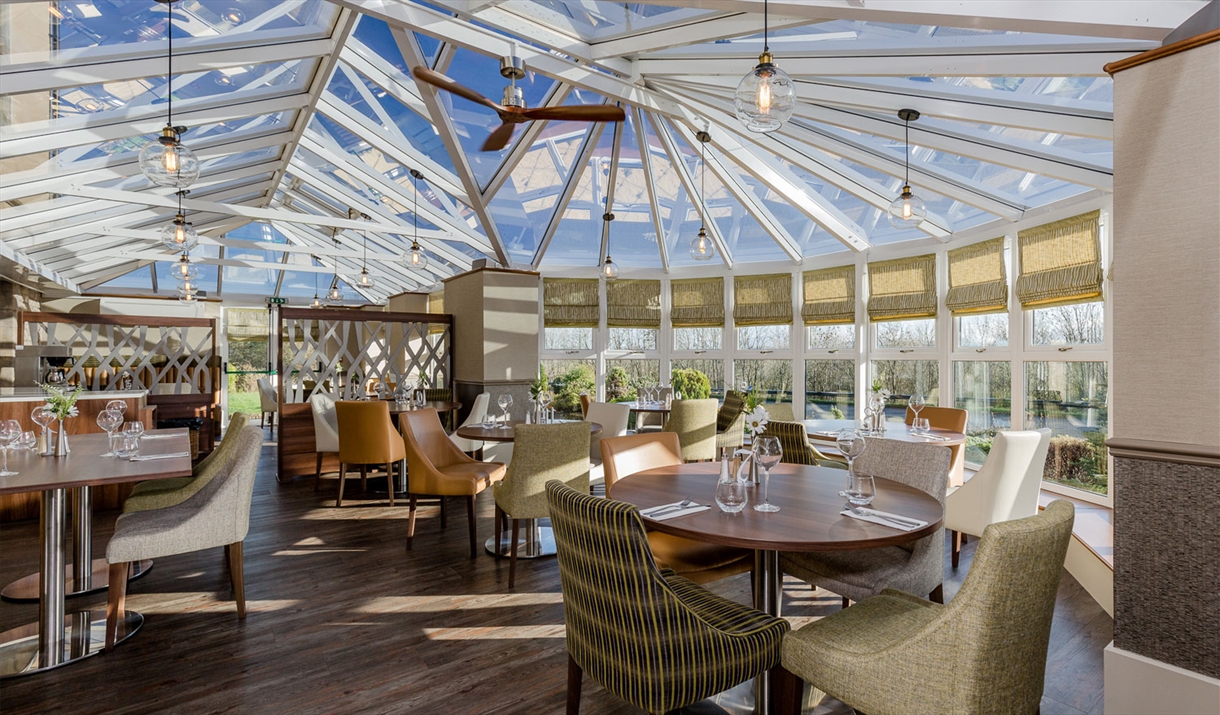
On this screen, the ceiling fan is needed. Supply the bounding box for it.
[412,56,625,152]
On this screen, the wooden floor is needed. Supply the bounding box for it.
[0,431,1110,714]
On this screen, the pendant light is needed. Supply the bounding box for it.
[139,0,199,188]
[310,256,324,309]
[689,129,715,261]
[601,212,619,281]
[734,0,795,133]
[170,252,198,282]
[888,108,927,229]
[160,189,198,252]
[405,169,429,270]
[350,208,375,289]
[325,230,344,305]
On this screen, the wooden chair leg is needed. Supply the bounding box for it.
[105,561,129,652]
[770,665,804,715]
[842,596,850,609]
[929,583,944,604]
[229,542,247,619]
[440,497,448,530]
[359,464,367,492]
[494,504,504,561]
[406,494,418,551]
[314,453,323,492]
[336,464,347,508]
[951,529,963,569]
[466,495,477,559]
[508,518,520,589]
[566,653,583,715]
[385,463,395,507]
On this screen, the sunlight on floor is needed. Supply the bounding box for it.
[423,625,566,640]
[354,593,564,613]
[127,593,302,614]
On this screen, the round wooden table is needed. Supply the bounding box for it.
[610,462,942,714]
[455,420,602,560]
[387,400,462,415]
[804,418,966,446]
[620,400,671,429]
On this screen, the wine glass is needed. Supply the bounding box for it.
[836,428,867,482]
[0,420,20,476]
[497,394,511,427]
[908,394,926,433]
[538,391,552,423]
[97,408,123,457]
[17,431,36,451]
[753,436,783,513]
[31,406,55,452]
[106,399,127,415]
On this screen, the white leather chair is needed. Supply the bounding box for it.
[450,393,491,454]
[584,401,630,487]
[256,377,278,435]
[310,393,340,491]
[945,429,1052,568]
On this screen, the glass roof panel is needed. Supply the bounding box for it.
[222,246,284,295]
[518,0,709,41]
[62,111,289,164]
[155,243,219,294]
[334,72,457,176]
[638,112,698,268]
[97,265,154,291]
[539,118,614,268]
[605,112,660,268]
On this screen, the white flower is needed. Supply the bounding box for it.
[745,405,770,435]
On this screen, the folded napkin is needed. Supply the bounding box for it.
[812,430,840,438]
[840,507,928,532]
[131,452,191,461]
[914,433,952,442]
[641,501,710,521]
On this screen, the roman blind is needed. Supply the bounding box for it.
[1016,210,1104,308]
[733,273,793,326]
[946,237,1008,315]
[543,278,600,327]
[801,265,855,325]
[606,279,661,328]
[670,277,724,328]
[225,308,268,343]
[427,290,445,334]
[867,253,937,321]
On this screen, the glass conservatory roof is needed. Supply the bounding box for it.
[1,0,1192,304]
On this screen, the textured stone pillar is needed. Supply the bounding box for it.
[0,280,42,388]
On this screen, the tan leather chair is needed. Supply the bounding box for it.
[578,393,591,419]
[601,433,751,585]
[906,405,968,486]
[335,401,404,508]
[399,408,506,557]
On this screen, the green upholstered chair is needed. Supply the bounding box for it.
[545,480,789,715]
[781,439,950,604]
[762,402,795,422]
[424,387,454,429]
[122,412,252,513]
[765,420,846,469]
[493,422,590,588]
[774,500,1075,715]
[715,390,747,452]
[661,398,718,462]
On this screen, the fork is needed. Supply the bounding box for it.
[849,507,921,527]
[644,498,695,518]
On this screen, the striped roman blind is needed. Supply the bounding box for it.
[946,237,1008,315]
[733,273,793,326]
[801,265,855,325]
[1016,210,1103,308]
[543,278,600,327]
[867,253,937,321]
[607,279,661,328]
[670,277,724,328]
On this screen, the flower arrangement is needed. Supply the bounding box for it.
[869,377,891,401]
[39,382,83,420]
[745,405,770,436]
[528,363,549,401]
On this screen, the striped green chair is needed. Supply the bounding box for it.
[122,412,252,513]
[425,387,454,430]
[546,480,789,715]
[774,501,1075,715]
[765,420,846,469]
[715,390,747,453]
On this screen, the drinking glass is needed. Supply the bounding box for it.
[908,394,925,428]
[715,473,748,514]
[0,420,20,476]
[18,431,36,451]
[836,428,867,481]
[538,392,552,423]
[31,406,55,452]
[122,434,141,460]
[844,473,876,506]
[497,394,512,427]
[97,408,123,457]
[753,436,782,513]
[106,399,127,415]
[914,417,930,435]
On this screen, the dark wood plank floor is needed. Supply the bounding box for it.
[0,432,1110,714]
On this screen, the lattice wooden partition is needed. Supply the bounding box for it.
[276,307,453,481]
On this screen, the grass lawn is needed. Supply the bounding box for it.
[228,391,261,417]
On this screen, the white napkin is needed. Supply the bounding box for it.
[812,430,840,437]
[131,452,190,461]
[840,507,928,532]
[913,433,951,442]
[641,501,710,521]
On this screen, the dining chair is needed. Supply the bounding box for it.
[310,393,340,492]
[105,425,264,650]
[600,433,752,585]
[662,399,718,462]
[765,420,845,469]
[780,439,950,605]
[425,387,455,430]
[449,393,491,455]
[715,390,748,452]
[335,401,404,507]
[774,500,1075,715]
[399,408,506,557]
[906,405,968,485]
[545,480,789,715]
[635,387,672,433]
[578,393,591,419]
[493,422,590,587]
[946,429,1052,568]
[256,377,278,435]
[122,413,252,513]
[584,401,630,488]
[763,402,795,422]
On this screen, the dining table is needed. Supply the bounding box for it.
[455,420,602,560]
[619,400,672,429]
[609,462,944,714]
[387,400,462,416]
[0,429,193,678]
[804,418,968,485]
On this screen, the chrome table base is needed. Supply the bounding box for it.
[0,611,143,678]
[484,520,556,559]
[1,559,153,602]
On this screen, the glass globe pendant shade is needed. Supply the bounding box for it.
[689,226,715,261]
[160,214,198,252]
[325,282,344,305]
[406,242,429,270]
[139,126,199,188]
[310,293,324,309]
[357,268,376,289]
[734,53,795,133]
[601,255,619,282]
[887,184,927,229]
[177,277,198,304]
[170,256,199,282]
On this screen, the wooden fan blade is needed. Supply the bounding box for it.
[411,66,503,112]
[482,122,516,152]
[521,105,626,122]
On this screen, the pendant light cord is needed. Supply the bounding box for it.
[763,0,769,54]
[904,117,910,185]
[700,133,707,222]
[166,1,173,126]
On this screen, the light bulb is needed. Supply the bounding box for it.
[406,242,429,270]
[160,215,198,251]
[326,283,344,305]
[357,268,376,289]
[139,126,199,188]
[171,256,199,282]
[758,80,772,113]
[887,184,927,229]
[602,256,619,281]
[689,227,715,261]
[310,294,323,309]
[734,52,795,133]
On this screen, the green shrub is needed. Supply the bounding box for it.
[830,406,845,420]
[1045,434,1105,490]
[671,368,710,399]
[551,364,595,417]
[605,366,631,401]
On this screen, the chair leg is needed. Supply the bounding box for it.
[385,463,394,507]
[566,653,583,715]
[406,494,418,551]
[105,562,129,652]
[770,665,804,715]
[359,465,367,492]
[842,596,850,609]
[440,497,448,529]
[929,583,944,604]
[314,452,323,492]
[229,542,247,619]
[466,495,478,559]
[951,529,962,569]
[494,504,504,561]
[336,463,347,508]
[508,518,520,589]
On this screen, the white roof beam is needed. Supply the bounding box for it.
[646,112,733,269]
[530,122,606,269]
[591,12,811,59]
[599,117,626,264]
[632,107,670,273]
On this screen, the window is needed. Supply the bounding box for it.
[957,313,1008,349]
[953,361,1012,464]
[544,327,593,351]
[541,359,595,420]
[807,324,854,351]
[607,328,657,351]
[1025,360,1109,496]
[735,359,793,402]
[1030,302,1104,346]
[674,327,721,351]
[737,325,790,351]
[671,359,724,399]
[605,359,660,402]
[805,359,855,419]
[872,360,939,421]
[875,318,936,349]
